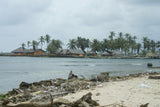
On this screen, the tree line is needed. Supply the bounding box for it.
[21,32,160,56]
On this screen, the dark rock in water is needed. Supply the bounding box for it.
[68,71,78,80]
[19,82,32,90]
[147,63,152,67]
[97,72,109,82]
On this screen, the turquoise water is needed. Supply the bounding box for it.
[0,56,160,92]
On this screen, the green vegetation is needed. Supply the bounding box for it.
[0,94,6,100]
[20,31,160,56]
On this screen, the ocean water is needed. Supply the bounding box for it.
[0,56,160,92]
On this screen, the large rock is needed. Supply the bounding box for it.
[149,75,160,79]
[147,63,152,67]
[73,92,99,107]
[19,82,32,90]
[97,72,109,82]
[68,71,78,80]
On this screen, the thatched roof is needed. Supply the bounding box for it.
[11,47,27,53]
[11,47,45,53]
[57,49,84,55]
[86,51,97,55]
[102,51,112,56]
[112,51,123,56]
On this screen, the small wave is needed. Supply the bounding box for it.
[88,64,96,67]
[131,63,142,66]
[0,71,28,74]
[64,64,88,66]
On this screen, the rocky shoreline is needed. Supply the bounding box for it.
[1,71,160,107]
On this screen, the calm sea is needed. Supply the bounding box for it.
[0,56,160,92]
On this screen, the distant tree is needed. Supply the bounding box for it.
[102,39,109,51]
[156,41,160,53]
[67,39,77,49]
[136,43,141,55]
[109,31,115,40]
[76,37,90,52]
[27,41,31,49]
[21,43,25,50]
[117,32,124,51]
[47,39,62,53]
[142,37,148,51]
[91,39,102,52]
[32,40,39,50]
[45,34,51,44]
[39,36,45,49]
[150,40,156,53]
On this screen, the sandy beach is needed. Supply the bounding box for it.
[61,76,160,107]
[1,73,160,107]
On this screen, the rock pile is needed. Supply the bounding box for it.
[3,92,99,107]
[3,72,96,105]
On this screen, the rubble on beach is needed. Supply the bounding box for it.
[1,71,160,107]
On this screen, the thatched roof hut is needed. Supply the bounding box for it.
[102,51,112,56]
[86,51,97,56]
[57,49,84,56]
[11,47,45,55]
[112,51,123,56]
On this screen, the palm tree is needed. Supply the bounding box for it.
[102,39,108,51]
[150,40,156,53]
[142,37,148,50]
[27,41,31,49]
[156,41,160,54]
[21,43,25,50]
[91,39,101,52]
[125,33,130,41]
[118,32,124,51]
[76,37,90,52]
[47,39,62,53]
[32,40,39,50]
[67,39,77,49]
[109,31,115,40]
[136,43,141,55]
[39,36,45,49]
[45,34,51,44]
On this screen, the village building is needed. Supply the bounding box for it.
[86,51,97,56]
[11,47,45,56]
[56,49,84,56]
[112,50,124,56]
[101,51,112,56]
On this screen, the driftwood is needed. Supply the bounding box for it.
[51,91,74,97]
[4,92,99,107]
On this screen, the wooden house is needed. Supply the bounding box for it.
[11,47,45,56]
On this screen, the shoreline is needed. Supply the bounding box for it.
[0,55,153,59]
[1,72,160,107]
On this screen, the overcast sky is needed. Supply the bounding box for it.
[0,0,160,52]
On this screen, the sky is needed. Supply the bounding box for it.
[0,0,160,52]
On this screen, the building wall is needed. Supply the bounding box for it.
[12,53,26,56]
[33,50,45,55]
